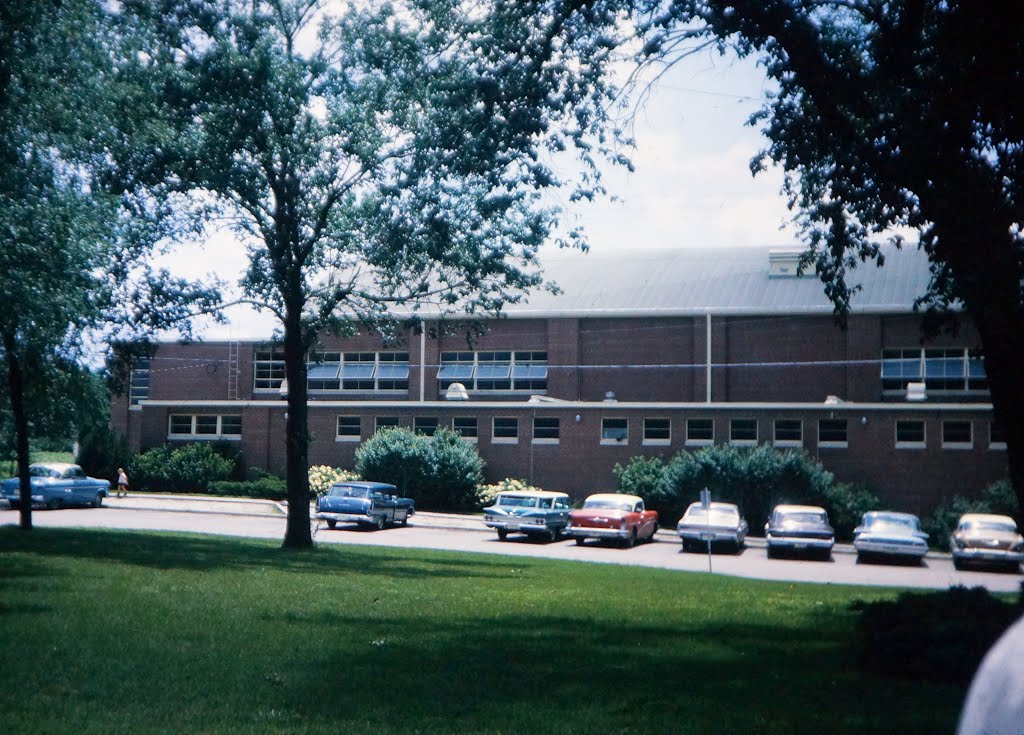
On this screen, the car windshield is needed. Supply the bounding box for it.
[329,485,369,499]
[866,517,918,533]
[685,508,738,525]
[496,494,538,508]
[583,498,633,512]
[962,520,1017,534]
[780,512,826,525]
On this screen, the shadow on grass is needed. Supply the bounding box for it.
[0,526,509,581]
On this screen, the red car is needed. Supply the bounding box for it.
[566,493,659,547]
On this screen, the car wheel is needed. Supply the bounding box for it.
[326,520,337,530]
[497,528,508,541]
[92,493,104,508]
[649,523,659,542]
[574,536,585,546]
[374,515,386,531]
[547,528,558,542]
[47,498,63,511]
[767,545,777,559]
[624,528,637,548]
[400,516,408,527]
[953,557,965,571]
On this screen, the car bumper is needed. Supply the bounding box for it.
[484,519,554,535]
[316,511,376,525]
[566,526,629,540]
[855,540,928,558]
[766,534,834,551]
[678,528,742,544]
[952,548,1024,565]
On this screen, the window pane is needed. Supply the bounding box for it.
[493,418,519,439]
[307,363,341,380]
[819,419,848,444]
[375,416,399,432]
[340,363,376,380]
[169,415,192,434]
[774,419,802,443]
[437,364,475,380]
[195,416,219,435]
[476,364,512,380]
[896,420,925,444]
[533,417,559,440]
[942,420,972,445]
[730,419,757,442]
[413,417,438,436]
[644,418,670,441]
[336,417,361,438]
[376,364,410,380]
[453,417,478,438]
[602,418,628,441]
[687,419,713,442]
[220,415,242,435]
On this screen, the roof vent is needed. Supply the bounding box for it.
[445,382,469,401]
[768,249,804,278]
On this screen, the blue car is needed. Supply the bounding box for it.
[315,481,415,530]
[483,490,573,542]
[2,463,110,510]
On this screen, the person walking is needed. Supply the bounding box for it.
[116,467,129,498]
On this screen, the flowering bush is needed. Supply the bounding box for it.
[308,465,360,496]
[474,478,543,510]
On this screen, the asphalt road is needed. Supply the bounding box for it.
[7,494,1023,593]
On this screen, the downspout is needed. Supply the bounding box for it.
[706,311,712,403]
[419,327,426,402]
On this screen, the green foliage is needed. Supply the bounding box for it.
[76,424,132,485]
[612,455,666,500]
[207,477,287,500]
[355,427,485,511]
[307,465,360,496]
[923,479,1022,544]
[655,444,834,529]
[128,443,236,494]
[853,586,1022,685]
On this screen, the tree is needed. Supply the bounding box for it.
[632,1,1024,519]
[125,0,632,548]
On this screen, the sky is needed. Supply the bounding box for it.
[160,47,798,340]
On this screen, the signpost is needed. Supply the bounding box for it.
[700,487,712,573]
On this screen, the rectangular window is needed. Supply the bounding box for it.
[818,419,848,447]
[773,419,803,447]
[925,348,967,391]
[336,416,361,441]
[729,418,758,445]
[438,350,547,392]
[643,418,671,445]
[375,416,399,432]
[601,418,628,444]
[990,421,1007,450]
[376,352,410,391]
[453,417,478,440]
[493,417,519,443]
[307,351,409,392]
[129,357,151,406]
[942,420,972,449]
[413,417,438,436]
[254,347,286,391]
[533,417,560,443]
[686,418,714,446]
[168,414,241,440]
[896,419,926,448]
[882,347,988,394]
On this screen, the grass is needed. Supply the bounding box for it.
[0,451,75,478]
[0,528,966,735]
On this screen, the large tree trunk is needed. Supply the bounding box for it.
[280,295,313,549]
[2,330,33,530]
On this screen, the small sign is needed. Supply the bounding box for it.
[700,488,711,510]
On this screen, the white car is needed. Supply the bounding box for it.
[853,511,929,563]
[950,513,1024,571]
[677,501,748,553]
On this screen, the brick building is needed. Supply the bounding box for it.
[111,247,1007,514]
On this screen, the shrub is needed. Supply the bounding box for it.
[355,427,485,511]
[128,443,236,493]
[655,444,834,531]
[207,477,287,500]
[76,425,131,485]
[308,465,360,496]
[923,479,1020,546]
[474,478,543,510]
[853,586,1021,685]
[613,456,667,501]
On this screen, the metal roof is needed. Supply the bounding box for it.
[502,245,932,317]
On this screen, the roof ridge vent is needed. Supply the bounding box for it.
[768,249,805,278]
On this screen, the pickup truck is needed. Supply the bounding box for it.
[315,481,415,530]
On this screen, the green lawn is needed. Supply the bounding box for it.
[0,451,75,478]
[0,528,965,734]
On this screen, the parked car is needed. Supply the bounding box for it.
[1,463,110,510]
[853,511,929,564]
[483,490,572,541]
[677,501,748,553]
[765,504,835,559]
[950,513,1024,571]
[566,493,659,547]
[315,481,414,530]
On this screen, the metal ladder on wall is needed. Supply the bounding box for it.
[227,341,240,400]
